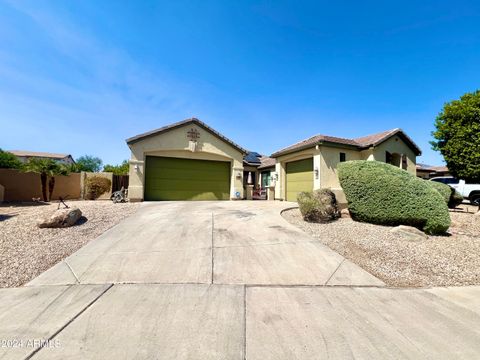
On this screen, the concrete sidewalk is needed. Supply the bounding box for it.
[2,284,480,359]
[1,201,479,359]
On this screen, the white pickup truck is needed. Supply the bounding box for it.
[430,176,480,205]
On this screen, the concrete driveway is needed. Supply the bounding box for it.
[1,201,480,359]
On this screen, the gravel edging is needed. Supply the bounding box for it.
[0,200,141,288]
[282,207,480,287]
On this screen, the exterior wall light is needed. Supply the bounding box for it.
[314,167,319,179]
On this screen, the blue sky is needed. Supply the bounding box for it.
[1,0,479,166]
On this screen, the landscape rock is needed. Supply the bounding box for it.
[340,208,351,217]
[37,207,82,228]
[390,225,428,242]
[297,189,340,223]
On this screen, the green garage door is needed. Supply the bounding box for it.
[145,156,230,201]
[286,158,313,202]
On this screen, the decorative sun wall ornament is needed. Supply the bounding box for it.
[187,128,200,142]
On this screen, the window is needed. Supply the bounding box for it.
[340,152,346,162]
[261,171,271,188]
[401,154,408,170]
[386,151,392,164]
[431,177,459,185]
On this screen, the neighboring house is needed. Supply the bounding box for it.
[126,118,421,203]
[416,163,450,179]
[270,128,421,202]
[9,150,75,164]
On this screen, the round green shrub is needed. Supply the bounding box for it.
[426,180,464,209]
[338,161,450,235]
[85,175,112,200]
[427,181,451,204]
[297,189,340,223]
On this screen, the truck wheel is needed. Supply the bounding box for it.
[470,193,480,206]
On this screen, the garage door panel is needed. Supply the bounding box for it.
[147,179,229,192]
[145,156,230,201]
[149,170,228,182]
[286,158,313,202]
[145,190,230,201]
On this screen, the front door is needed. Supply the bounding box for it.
[261,171,271,188]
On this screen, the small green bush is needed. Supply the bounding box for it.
[85,176,111,200]
[338,161,450,235]
[449,189,464,209]
[297,189,340,223]
[426,180,463,209]
[0,149,22,169]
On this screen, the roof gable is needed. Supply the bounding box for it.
[126,118,248,154]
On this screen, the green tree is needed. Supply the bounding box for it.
[0,149,23,169]
[431,90,480,182]
[75,155,103,172]
[103,160,129,175]
[23,158,69,202]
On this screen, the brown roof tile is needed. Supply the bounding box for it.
[9,150,71,159]
[272,128,421,157]
[258,156,276,169]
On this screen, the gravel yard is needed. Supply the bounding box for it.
[282,204,480,287]
[0,200,140,288]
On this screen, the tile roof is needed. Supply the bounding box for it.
[271,128,422,157]
[258,156,276,170]
[126,118,248,154]
[8,150,71,159]
[416,164,449,172]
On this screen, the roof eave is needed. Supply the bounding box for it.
[271,144,318,158]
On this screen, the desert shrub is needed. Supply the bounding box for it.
[426,180,463,209]
[85,175,111,200]
[427,181,451,204]
[297,189,340,223]
[449,189,464,209]
[0,149,22,169]
[338,161,450,235]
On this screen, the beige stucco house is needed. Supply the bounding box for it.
[8,150,75,164]
[127,118,247,201]
[126,118,421,203]
[270,129,421,202]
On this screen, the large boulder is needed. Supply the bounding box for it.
[338,160,451,235]
[390,225,428,242]
[37,207,82,228]
[297,189,340,223]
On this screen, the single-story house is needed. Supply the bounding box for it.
[416,164,450,179]
[126,118,247,201]
[270,128,422,202]
[126,118,421,203]
[9,150,75,164]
